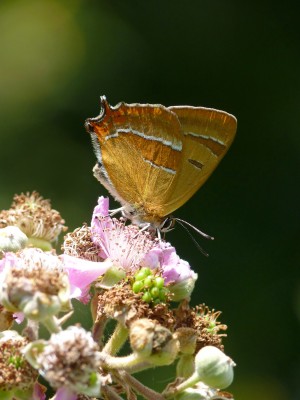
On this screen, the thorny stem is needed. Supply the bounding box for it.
[56,310,73,327]
[118,370,165,400]
[100,352,145,371]
[103,321,128,355]
[100,351,154,374]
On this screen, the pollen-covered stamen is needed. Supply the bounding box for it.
[0,191,67,242]
[92,215,158,270]
[0,330,38,391]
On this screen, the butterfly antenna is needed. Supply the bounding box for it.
[175,218,214,240]
[174,218,214,257]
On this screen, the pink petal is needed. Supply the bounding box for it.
[162,265,181,284]
[13,311,25,324]
[32,382,47,400]
[54,387,77,400]
[91,197,113,232]
[61,254,113,300]
[140,247,162,269]
[162,259,196,285]
[160,245,180,267]
[1,252,18,271]
[177,259,196,281]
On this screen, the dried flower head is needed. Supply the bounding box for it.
[174,302,227,352]
[95,277,175,330]
[0,248,71,320]
[0,191,66,244]
[0,330,38,392]
[174,327,198,355]
[129,318,179,366]
[63,224,102,262]
[24,326,102,398]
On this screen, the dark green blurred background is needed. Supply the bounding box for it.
[1,1,299,398]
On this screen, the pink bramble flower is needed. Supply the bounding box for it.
[91,197,197,300]
[143,243,198,301]
[91,197,156,269]
[0,248,112,325]
[0,249,71,322]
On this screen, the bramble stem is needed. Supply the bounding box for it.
[100,351,150,372]
[42,316,61,333]
[164,372,199,398]
[101,384,123,399]
[27,237,52,251]
[103,321,128,355]
[118,370,165,400]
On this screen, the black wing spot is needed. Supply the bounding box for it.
[188,159,203,169]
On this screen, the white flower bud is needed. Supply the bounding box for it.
[169,270,198,301]
[175,382,230,399]
[0,226,28,252]
[194,346,235,389]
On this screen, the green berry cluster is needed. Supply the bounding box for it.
[132,267,169,304]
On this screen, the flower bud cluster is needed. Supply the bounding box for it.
[0,193,236,399]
